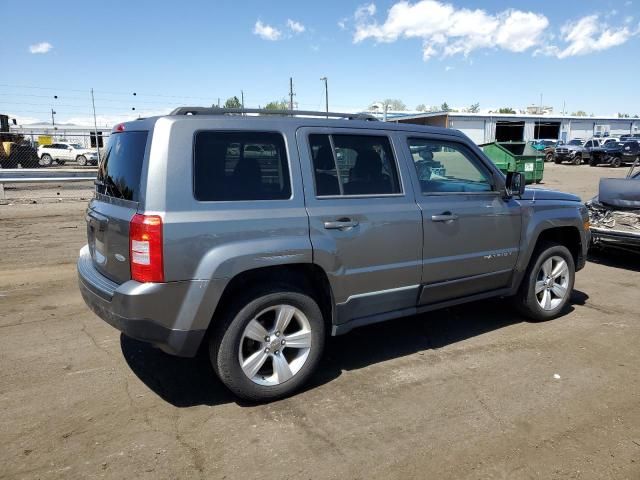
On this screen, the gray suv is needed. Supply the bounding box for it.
[78,108,590,401]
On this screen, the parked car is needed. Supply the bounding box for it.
[530,139,558,162]
[554,138,618,165]
[78,108,590,401]
[589,140,640,167]
[38,142,99,166]
[554,139,586,165]
[587,166,640,251]
[531,139,557,151]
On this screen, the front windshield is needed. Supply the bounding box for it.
[567,140,582,146]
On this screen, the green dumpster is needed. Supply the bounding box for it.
[480,141,544,184]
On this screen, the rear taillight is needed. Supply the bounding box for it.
[129,214,164,283]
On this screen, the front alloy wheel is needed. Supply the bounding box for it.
[534,256,570,311]
[239,305,312,386]
[513,242,575,321]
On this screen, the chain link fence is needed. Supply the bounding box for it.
[1,129,110,168]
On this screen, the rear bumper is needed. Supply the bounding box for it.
[77,245,208,357]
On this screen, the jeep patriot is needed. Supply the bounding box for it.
[78,108,590,401]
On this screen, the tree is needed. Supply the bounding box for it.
[571,110,588,117]
[497,107,516,114]
[415,104,427,112]
[224,96,241,108]
[441,102,450,112]
[264,99,288,110]
[618,113,630,118]
[383,99,407,111]
[468,102,480,113]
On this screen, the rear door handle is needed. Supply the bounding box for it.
[324,218,359,230]
[431,213,459,223]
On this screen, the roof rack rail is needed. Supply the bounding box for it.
[168,107,378,121]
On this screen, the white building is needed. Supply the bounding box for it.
[391,112,640,144]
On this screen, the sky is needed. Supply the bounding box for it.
[1,0,639,126]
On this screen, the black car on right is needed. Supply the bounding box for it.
[589,140,640,167]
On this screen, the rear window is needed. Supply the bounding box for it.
[193,131,291,201]
[96,131,148,202]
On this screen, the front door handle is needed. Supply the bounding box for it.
[431,212,459,223]
[324,218,359,230]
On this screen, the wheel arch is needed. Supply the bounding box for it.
[514,218,586,292]
[206,263,335,336]
[533,226,582,266]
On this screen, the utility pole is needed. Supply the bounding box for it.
[241,90,245,113]
[289,77,295,111]
[91,88,101,163]
[320,77,328,117]
[51,108,56,127]
[217,98,220,108]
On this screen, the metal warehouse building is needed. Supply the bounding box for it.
[392,112,640,145]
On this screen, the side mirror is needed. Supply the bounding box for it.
[505,171,526,197]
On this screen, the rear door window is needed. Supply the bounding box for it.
[193,131,291,201]
[96,131,148,202]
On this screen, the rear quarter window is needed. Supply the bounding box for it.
[193,131,291,201]
[96,131,148,202]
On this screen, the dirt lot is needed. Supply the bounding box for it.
[1,163,639,479]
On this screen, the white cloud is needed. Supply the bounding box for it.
[29,42,53,54]
[287,19,305,34]
[355,3,376,20]
[538,14,638,58]
[253,21,282,41]
[352,1,549,60]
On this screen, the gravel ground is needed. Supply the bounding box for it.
[0,162,639,479]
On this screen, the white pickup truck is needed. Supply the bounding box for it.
[37,142,99,166]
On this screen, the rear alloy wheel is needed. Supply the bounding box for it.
[611,156,622,168]
[40,154,52,167]
[211,288,325,401]
[76,155,87,166]
[514,242,575,321]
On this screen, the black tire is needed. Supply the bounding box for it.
[611,156,622,168]
[554,157,562,164]
[572,155,582,165]
[545,152,553,162]
[589,158,598,167]
[210,287,326,402]
[57,160,66,166]
[40,154,52,167]
[513,242,575,322]
[76,155,87,166]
